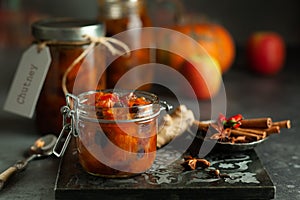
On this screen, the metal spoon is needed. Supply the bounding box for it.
[0,134,57,190]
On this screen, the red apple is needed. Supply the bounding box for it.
[180,55,222,100]
[246,32,286,75]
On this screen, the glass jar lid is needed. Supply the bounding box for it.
[31,18,105,41]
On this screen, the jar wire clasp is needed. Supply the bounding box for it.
[159,100,173,112]
[53,94,78,157]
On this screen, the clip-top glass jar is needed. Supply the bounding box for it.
[32,18,106,135]
[98,0,153,90]
[54,89,172,178]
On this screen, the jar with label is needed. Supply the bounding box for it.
[98,0,153,91]
[32,18,106,135]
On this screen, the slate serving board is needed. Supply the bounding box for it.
[54,139,275,200]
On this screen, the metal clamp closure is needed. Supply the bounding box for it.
[53,94,78,157]
[159,100,173,112]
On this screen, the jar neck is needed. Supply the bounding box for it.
[75,89,161,123]
[98,0,145,20]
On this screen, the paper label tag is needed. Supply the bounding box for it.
[4,44,51,118]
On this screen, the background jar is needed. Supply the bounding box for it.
[32,18,106,135]
[74,90,161,178]
[98,0,153,91]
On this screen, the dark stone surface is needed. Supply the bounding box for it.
[55,139,274,200]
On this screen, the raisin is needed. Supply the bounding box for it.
[129,104,139,113]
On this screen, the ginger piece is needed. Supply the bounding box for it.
[157,105,195,148]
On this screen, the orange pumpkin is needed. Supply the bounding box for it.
[156,23,235,73]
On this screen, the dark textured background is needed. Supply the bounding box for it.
[17,0,300,47]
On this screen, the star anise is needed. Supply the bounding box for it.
[209,113,244,141]
[181,156,210,171]
[210,122,231,142]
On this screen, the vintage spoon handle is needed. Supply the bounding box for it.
[0,154,36,190]
[0,166,18,190]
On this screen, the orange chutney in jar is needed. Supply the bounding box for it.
[31,18,106,135]
[76,90,160,177]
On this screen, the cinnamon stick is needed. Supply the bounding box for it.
[236,128,267,138]
[263,126,281,135]
[231,129,261,141]
[240,117,272,129]
[231,136,247,143]
[273,120,291,129]
[210,133,221,140]
[193,120,210,132]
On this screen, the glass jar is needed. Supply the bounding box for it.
[98,0,153,91]
[32,18,106,135]
[54,89,172,178]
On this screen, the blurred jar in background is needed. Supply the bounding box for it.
[0,0,46,49]
[98,0,153,91]
[32,18,106,135]
[146,0,184,27]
